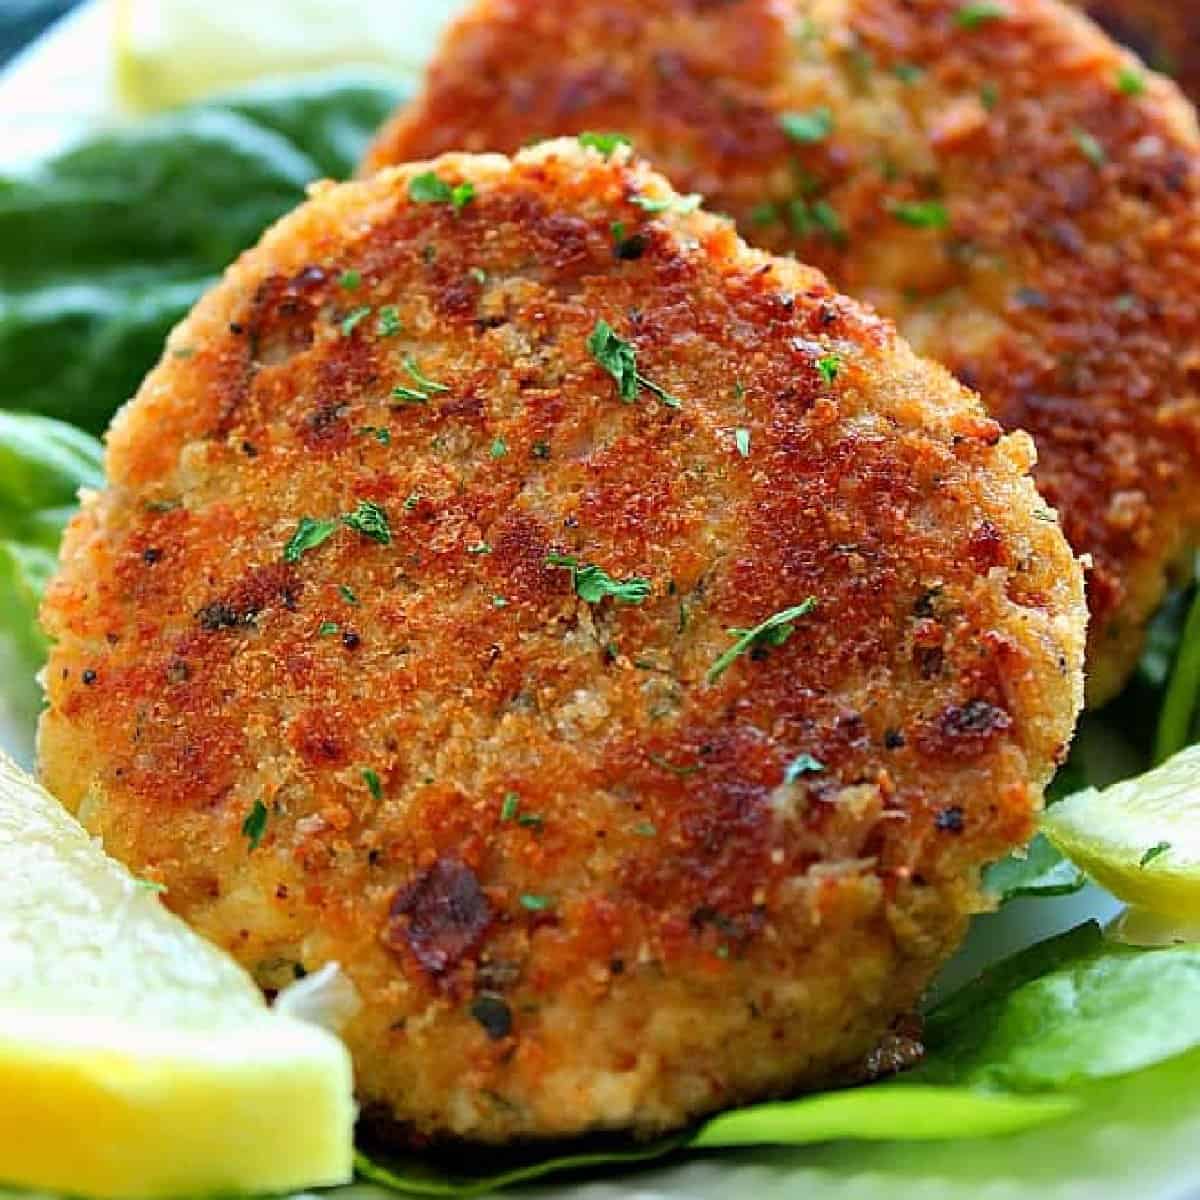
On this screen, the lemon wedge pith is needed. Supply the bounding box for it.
[0,751,354,1199]
[1042,743,1200,920]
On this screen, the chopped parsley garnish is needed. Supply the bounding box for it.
[587,319,682,408]
[532,440,551,459]
[1139,841,1172,868]
[403,492,421,512]
[338,584,359,605]
[1116,66,1145,96]
[519,894,553,912]
[980,81,999,111]
[359,425,391,445]
[631,192,702,215]
[341,305,371,336]
[404,355,450,393]
[500,792,520,822]
[490,436,508,459]
[362,768,383,800]
[894,63,924,83]
[546,554,651,605]
[784,753,825,783]
[409,172,475,210]
[392,385,429,405]
[342,500,392,546]
[1074,128,1106,167]
[954,2,1006,29]
[319,620,340,637]
[578,131,631,155]
[815,353,841,386]
[889,199,949,229]
[634,821,658,837]
[707,598,818,683]
[135,878,168,893]
[517,812,544,830]
[242,800,268,851]
[492,595,509,608]
[376,305,402,337]
[734,427,751,458]
[283,516,338,563]
[779,106,834,144]
[338,269,361,291]
[468,266,487,285]
[467,541,493,555]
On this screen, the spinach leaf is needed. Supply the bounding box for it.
[0,72,405,433]
[983,832,1086,903]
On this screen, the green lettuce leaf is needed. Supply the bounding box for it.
[0,72,404,433]
[0,412,103,727]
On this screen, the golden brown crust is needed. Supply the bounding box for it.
[39,142,1084,1140]
[366,0,1200,704]
[1075,1,1200,105]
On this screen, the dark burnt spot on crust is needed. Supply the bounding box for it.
[195,563,301,632]
[290,707,348,768]
[917,698,1012,761]
[385,857,493,981]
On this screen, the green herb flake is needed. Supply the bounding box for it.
[339,584,359,605]
[532,440,551,460]
[648,754,702,777]
[779,106,834,144]
[707,598,818,683]
[578,131,631,155]
[500,792,520,822]
[492,595,509,608]
[894,63,924,83]
[403,492,421,512]
[408,171,453,204]
[954,2,1007,30]
[342,500,392,546]
[468,266,487,285]
[634,821,658,838]
[242,799,268,851]
[890,199,949,229]
[816,353,841,386]
[359,425,391,445]
[631,192,702,215]
[376,305,402,337]
[404,355,450,394]
[586,319,682,408]
[734,427,751,458]
[465,541,493,556]
[784,753,825,783]
[547,553,651,605]
[1140,841,1172,868]
[980,81,999,111]
[283,516,338,563]
[319,620,340,637]
[519,893,553,912]
[451,182,476,211]
[750,202,779,227]
[338,269,361,291]
[1117,66,1145,96]
[1074,128,1107,168]
[362,768,383,800]
[135,878,168,893]
[490,436,508,460]
[341,305,372,336]
[392,386,429,405]
[517,812,544,830]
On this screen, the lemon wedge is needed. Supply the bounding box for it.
[1042,743,1200,922]
[113,0,469,112]
[0,751,355,1199]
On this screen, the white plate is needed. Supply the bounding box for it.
[2,5,1198,1197]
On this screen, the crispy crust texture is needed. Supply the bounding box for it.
[1076,1,1200,105]
[365,0,1200,705]
[39,143,1085,1141]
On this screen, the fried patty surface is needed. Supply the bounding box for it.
[39,142,1084,1142]
[365,0,1200,705]
[1075,1,1200,105]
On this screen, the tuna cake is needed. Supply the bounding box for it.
[39,142,1085,1142]
[365,0,1200,706]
